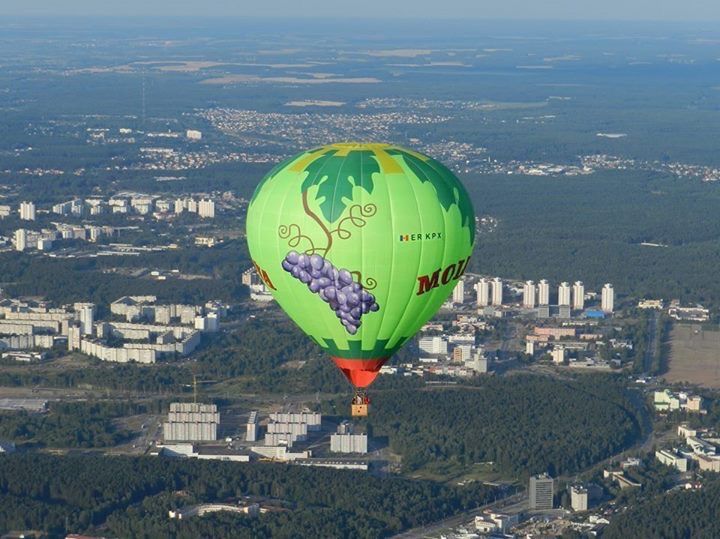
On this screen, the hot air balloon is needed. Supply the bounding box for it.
[246,143,475,416]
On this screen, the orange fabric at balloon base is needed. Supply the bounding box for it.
[331,357,388,388]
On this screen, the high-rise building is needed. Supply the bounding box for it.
[75,303,95,336]
[523,280,536,308]
[19,202,36,221]
[14,229,27,251]
[492,278,503,306]
[573,281,585,310]
[558,282,571,307]
[475,278,490,307]
[452,279,465,304]
[163,402,219,442]
[602,284,614,313]
[538,279,550,306]
[529,473,554,510]
[198,199,215,218]
[570,485,588,512]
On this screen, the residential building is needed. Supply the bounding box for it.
[19,201,36,221]
[523,280,536,308]
[475,278,490,307]
[453,344,473,362]
[75,303,95,336]
[573,281,585,310]
[163,403,219,442]
[601,284,614,313]
[198,199,215,218]
[418,336,448,355]
[570,485,588,511]
[452,279,465,304]
[491,277,503,306]
[558,282,571,307]
[14,229,27,251]
[330,432,368,454]
[654,389,705,413]
[551,347,566,364]
[538,279,550,305]
[638,299,664,310]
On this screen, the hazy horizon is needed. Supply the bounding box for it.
[2,0,720,22]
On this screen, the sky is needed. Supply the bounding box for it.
[2,0,720,21]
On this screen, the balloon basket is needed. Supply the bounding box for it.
[351,389,370,416]
[351,403,369,417]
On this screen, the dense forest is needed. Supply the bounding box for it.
[0,240,250,308]
[365,375,644,476]
[0,453,494,538]
[0,361,190,394]
[0,400,160,448]
[0,315,418,397]
[467,170,720,311]
[604,478,720,539]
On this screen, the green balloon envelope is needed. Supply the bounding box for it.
[246,143,475,388]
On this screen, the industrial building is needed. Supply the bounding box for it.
[0,398,47,413]
[246,411,258,442]
[475,512,519,535]
[655,449,688,472]
[163,403,219,442]
[529,473,554,510]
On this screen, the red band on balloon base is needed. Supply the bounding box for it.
[331,356,388,388]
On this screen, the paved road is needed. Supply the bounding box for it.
[392,492,526,539]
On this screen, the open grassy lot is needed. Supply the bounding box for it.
[666,324,720,388]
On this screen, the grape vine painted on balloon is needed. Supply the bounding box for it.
[281,251,379,335]
[276,149,382,334]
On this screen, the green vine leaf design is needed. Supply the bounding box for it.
[249,154,297,205]
[389,149,475,243]
[300,150,379,223]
